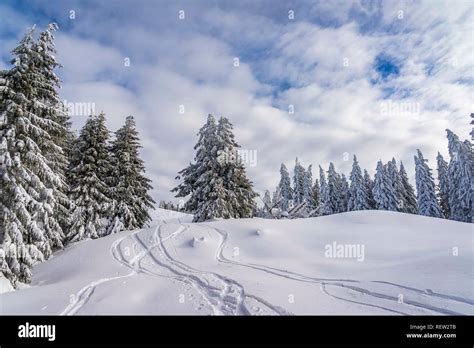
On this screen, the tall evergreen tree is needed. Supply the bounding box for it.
[108,116,155,233]
[172,115,256,222]
[326,163,342,214]
[373,161,398,211]
[339,174,350,213]
[398,162,417,214]
[387,158,404,211]
[303,164,313,209]
[67,113,114,242]
[414,149,443,218]
[436,153,450,218]
[319,165,331,215]
[363,169,375,209]
[216,117,256,218]
[172,114,218,217]
[262,190,272,214]
[446,130,472,222]
[293,158,305,205]
[278,163,292,211]
[30,24,73,251]
[0,25,66,285]
[311,178,321,215]
[348,155,370,211]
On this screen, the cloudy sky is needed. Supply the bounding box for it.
[1,0,472,202]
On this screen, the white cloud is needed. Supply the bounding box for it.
[1,0,472,202]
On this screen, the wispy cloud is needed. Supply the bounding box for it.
[1,0,472,200]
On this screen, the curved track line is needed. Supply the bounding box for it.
[203,223,471,316]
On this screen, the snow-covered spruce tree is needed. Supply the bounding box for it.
[172,114,218,216]
[67,113,114,242]
[262,190,272,215]
[363,169,376,209]
[0,26,67,285]
[311,178,321,216]
[319,165,331,215]
[31,24,74,248]
[278,163,293,211]
[339,174,350,213]
[326,163,343,214]
[414,149,443,218]
[372,161,398,211]
[172,115,256,222]
[293,158,305,205]
[387,158,404,211]
[398,162,417,214]
[302,164,313,209]
[216,116,256,218]
[348,155,370,211]
[446,129,472,222]
[436,153,450,218]
[108,116,155,233]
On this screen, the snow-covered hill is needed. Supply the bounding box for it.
[0,209,472,315]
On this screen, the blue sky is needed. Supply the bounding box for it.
[0,0,472,201]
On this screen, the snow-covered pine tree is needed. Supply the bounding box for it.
[216,116,256,218]
[262,190,272,214]
[302,164,313,210]
[172,114,219,219]
[319,165,331,215]
[348,155,370,211]
[363,169,375,209]
[30,24,73,250]
[387,158,404,211]
[398,162,417,214]
[67,113,114,242]
[278,163,292,211]
[436,153,450,218]
[0,26,65,284]
[326,163,342,214]
[311,178,321,216]
[108,116,155,233]
[293,158,305,205]
[414,149,443,218]
[446,129,472,222]
[173,115,256,222]
[32,24,75,257]
[339,174,350,213]
[373,161,398,211]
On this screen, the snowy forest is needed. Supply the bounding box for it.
[172,112,473,224]
[0,25,155,287]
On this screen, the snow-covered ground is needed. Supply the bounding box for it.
[1,209,472,315]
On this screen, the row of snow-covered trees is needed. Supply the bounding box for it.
[172,114,257,222]
[0,24,154,287]
[68,113,155,242]
[263,124,472,223]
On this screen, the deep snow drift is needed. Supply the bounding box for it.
[1,209,472,315]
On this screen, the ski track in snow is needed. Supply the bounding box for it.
[203,223,474,316]
[61,219,473,316]
[60,232,145,316]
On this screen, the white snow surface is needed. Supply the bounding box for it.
[1,209,472,315]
